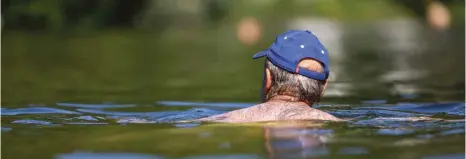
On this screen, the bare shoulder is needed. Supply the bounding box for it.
[277,103,341,121]
[196,102,341,122]
[196,103,269,122]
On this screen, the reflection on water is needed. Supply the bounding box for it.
[264,125,333,158]
[1,101,464,159]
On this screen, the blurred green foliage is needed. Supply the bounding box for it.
[1,0,464,105]
[4,0,462,31]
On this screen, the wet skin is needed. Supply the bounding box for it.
[197,99,342,123]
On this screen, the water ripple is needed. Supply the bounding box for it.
[56,103,136,109]
[422,154,466,159]
[440,129,465,136]
[156,101,255,109]
[11,119,55,125]
[1,127,12,132]
[376,129,415,135]
[1,107,81,116]
[338,147,369,155]
[360,102,465,115]
[75,108,178,117]
[55,152,165,159]
[181,154,261,159]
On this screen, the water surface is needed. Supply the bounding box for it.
[2,101,464,159]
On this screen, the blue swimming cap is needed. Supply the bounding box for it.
[253,30,330,81]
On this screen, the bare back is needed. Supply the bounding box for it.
[197,101,341,123]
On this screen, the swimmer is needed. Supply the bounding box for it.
[198,30,341,123]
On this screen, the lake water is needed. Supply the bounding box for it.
[1,101,465,159]
[1,31,465,159]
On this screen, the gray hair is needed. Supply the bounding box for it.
[265,59,325,105]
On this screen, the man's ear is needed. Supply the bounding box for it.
[265,68,272,94]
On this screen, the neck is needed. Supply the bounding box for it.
[267,95,310,105]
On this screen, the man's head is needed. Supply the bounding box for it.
[263,58,327,105]
[253,30,330,106]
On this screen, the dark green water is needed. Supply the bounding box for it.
[1,31,465,159]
